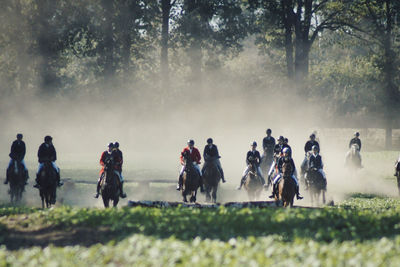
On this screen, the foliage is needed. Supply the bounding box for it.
[1,196,400,265]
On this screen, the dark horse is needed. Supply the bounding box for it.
[244,163,263,201]
[7,161,27,203]
[38,162,58,208]
[181,150,201,203]
[275,162,296,207]
[202,159,221,203]
[100,158,120,208]
[306,168,326,206]
[260,148,274,187]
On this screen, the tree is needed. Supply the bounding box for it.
[344,0,400,148]
[249,0,347,83]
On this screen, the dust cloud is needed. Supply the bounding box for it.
[0,44,399,207]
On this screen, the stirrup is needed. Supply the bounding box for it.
[58,181,64,187]
[296,194,303,200]
[268,194,275,199]
[120,192,127,198]
[3,180,8,185]
[94,193,99,198]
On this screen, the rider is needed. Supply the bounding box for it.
[269,147,303,200]
[308,145,327,189]
[176,139,204,191]
[95,143,115,198]
[283,138,292,156]
[274,136,285,157]
[34,135,63,188]
[349,132,361,151]
[263,129,276,155]
[4,133,29,185]
[237,141,266,190]
[202,138,226,183]
[395,154,400,176]
[113,142,127,198]
[301,133,320,172]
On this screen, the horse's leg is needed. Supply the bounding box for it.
[212,185,217,203]
[205,185,211,202]
[397,175,400,195]
[113,197,119,208]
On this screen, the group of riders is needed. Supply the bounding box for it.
[4,134,126,199]
[5,134,62,189]
[7,130,399,203]
[176,129,366,201]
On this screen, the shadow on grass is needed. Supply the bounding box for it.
[2,199,400,250]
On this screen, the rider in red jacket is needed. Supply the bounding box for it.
[176,139,204,191]
[94,143,126,199]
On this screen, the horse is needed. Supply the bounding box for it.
[260,148,274,185]
[275,162,296,207]
[100,157,120,208]
[244,163,263,201]
[202,159,221,203]
[37,161,58,208]
[345,144,362,173]
[395,160,400,195]
[7,160,27,203]
[306,168,326,206]
[181,150,201,203]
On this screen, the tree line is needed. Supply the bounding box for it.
[0,0,399,146]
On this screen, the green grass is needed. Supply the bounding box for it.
[0,196,400,265]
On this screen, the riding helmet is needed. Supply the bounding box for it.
[251,141,257,146]
[207,138,213,144]
[44,135,52,142]
[188,139,195,145]
[310,133,315,138]
[266,129,272,134]
[108,142,114,148]
[278,136,284,141]
[16,133,23,139]
[114,142,120,148]
[282,147,290,154]
[312,145,318,151]
[355,132,360,137]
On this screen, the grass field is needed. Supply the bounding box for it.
[0,150,399,266]
[1,195,400,266]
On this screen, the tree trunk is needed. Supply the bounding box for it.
[101,0,115,78]
[282,0,294,79]
[161,0,172,87]
[383,0,397,149]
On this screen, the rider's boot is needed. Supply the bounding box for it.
[268,184,276,199]
[220,168,226,183]
[296,185,303,200]
[33,174,40,188]
[3,174,8,185]
[119,182,127,198]
[56,171,63,187]
[236,176,246,190]
[176,174,183,191]
[94,180,101,198]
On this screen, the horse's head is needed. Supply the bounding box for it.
[282,161,293,177]
[181,150,193,166]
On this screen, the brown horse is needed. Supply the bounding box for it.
[181,150,201,203]
[244,163,263,201]
[275,162,296,207]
